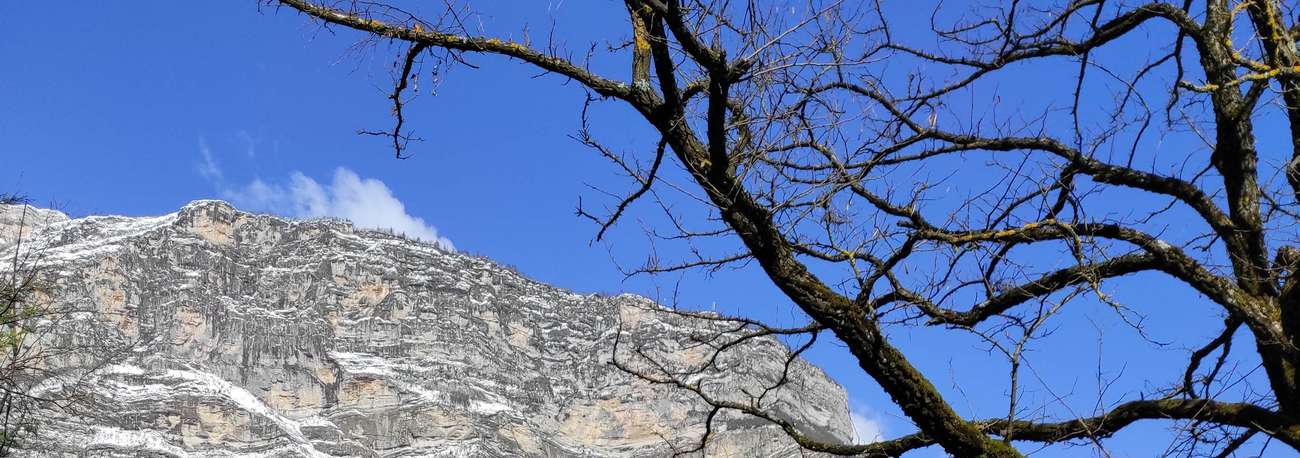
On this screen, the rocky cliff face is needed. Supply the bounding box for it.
[0,201,853,457]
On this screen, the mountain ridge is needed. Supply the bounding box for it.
[1,200,854,457]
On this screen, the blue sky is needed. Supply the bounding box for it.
[1,2,1288,456]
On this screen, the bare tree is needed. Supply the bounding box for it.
[263,0,1300,455]
[0,195,67,454]
[0,196,130,455]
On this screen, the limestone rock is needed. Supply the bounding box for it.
[1,201,854,457]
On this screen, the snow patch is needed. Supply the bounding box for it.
[88,426,187,456]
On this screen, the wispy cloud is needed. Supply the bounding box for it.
[849,403,885,444]
[196,138,223,182]
[235,130,257,158]
[224,168,454,251]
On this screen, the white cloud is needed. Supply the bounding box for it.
[849,405,884,444]
[223,167,454,251]
[196,138,223,182]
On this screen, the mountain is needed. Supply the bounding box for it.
[0,201,853,457]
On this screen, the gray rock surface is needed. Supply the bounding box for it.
[1,201,854,457]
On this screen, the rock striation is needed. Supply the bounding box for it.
[0,201,853,457]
